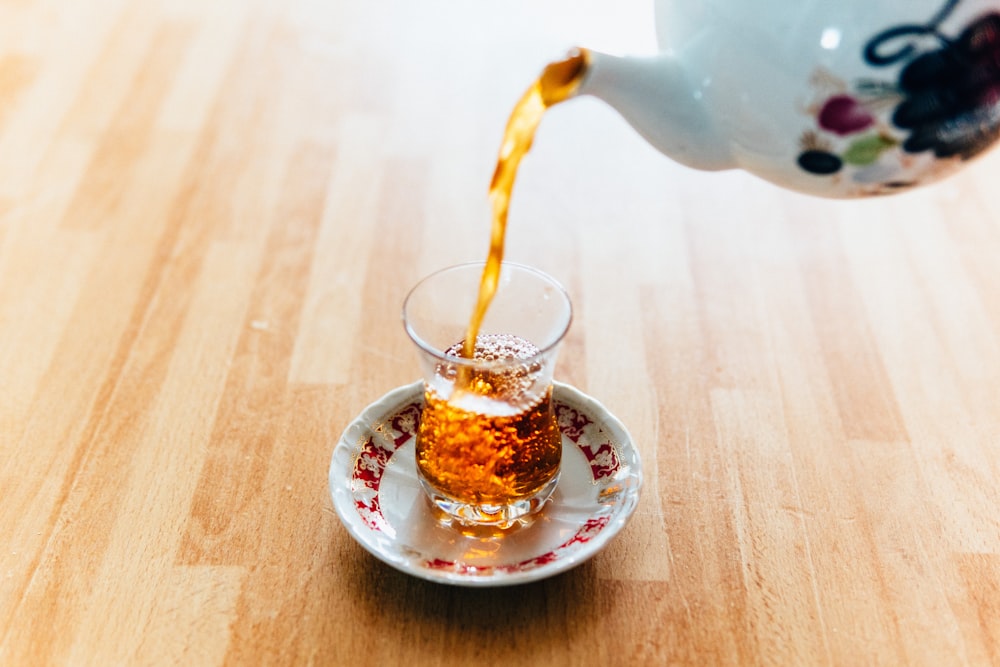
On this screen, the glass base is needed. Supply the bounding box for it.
[418,473,560,530]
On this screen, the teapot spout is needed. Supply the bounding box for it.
[574,49,734,172]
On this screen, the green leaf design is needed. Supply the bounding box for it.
[842,134,898,166]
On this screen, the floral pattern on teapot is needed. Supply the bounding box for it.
[797,0,1000,192]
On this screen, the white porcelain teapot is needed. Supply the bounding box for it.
[573,0,1000,197]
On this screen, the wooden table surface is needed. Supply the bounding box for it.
[3,0,1000,664]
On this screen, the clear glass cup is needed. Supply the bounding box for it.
[402,262,573,529]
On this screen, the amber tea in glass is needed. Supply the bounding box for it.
[403,262,572,528]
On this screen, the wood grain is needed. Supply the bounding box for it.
[2,0,1000,664]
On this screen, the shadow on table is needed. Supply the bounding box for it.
[339,538,624,656]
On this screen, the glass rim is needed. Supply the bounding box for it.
[401,261,573,368]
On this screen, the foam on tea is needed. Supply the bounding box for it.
[444,333,542,405]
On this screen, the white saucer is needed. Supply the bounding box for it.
[329,381,642,587]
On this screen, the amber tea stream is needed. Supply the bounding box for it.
[409,51,589,525]
[459,49,590,369]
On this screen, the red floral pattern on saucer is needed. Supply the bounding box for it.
[330,381,642,586]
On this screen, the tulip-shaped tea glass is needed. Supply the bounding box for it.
[403,262,572,528]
